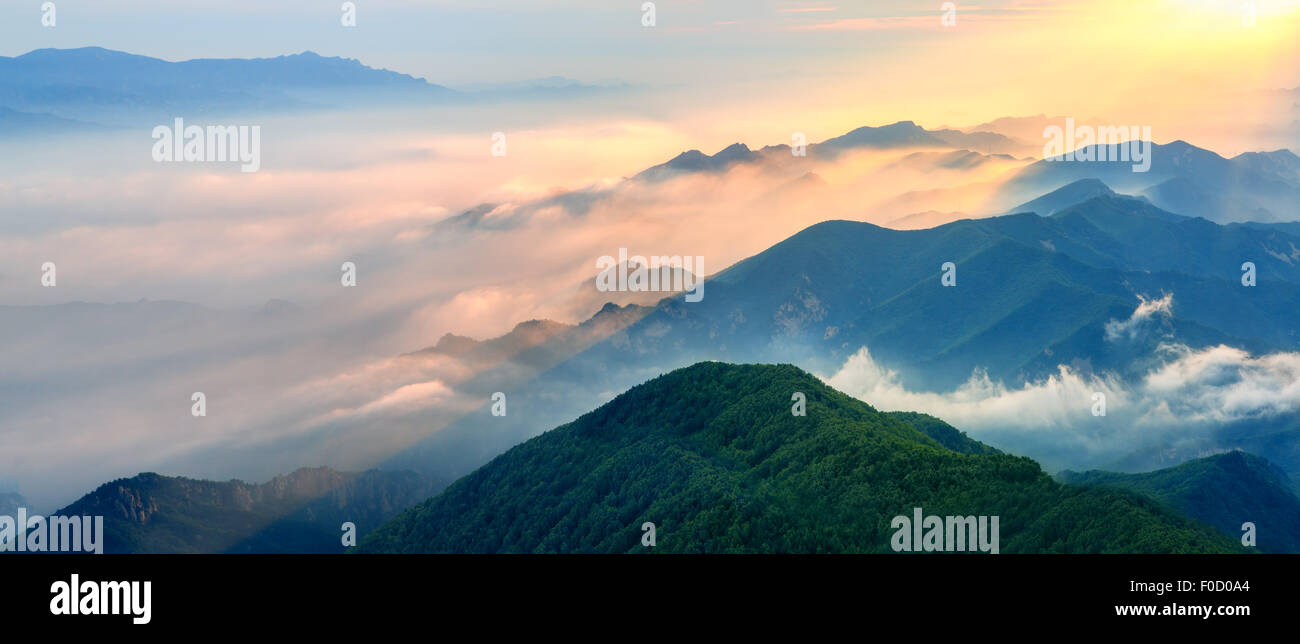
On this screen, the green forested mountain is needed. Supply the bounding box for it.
[1059,451,1300,553]
[52,467,434,553]
[361,362,1240,554]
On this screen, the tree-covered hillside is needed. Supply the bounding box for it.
[361,362,1240,554]
[1060,451,1300,553]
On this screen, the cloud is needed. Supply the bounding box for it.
[1104,292,1173,341]
[823,340,1300,472]
[1142,344,1300,424]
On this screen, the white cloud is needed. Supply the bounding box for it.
[1104,292,1173,341]
[823,340,1300,472]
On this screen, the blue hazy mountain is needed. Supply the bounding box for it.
[361,362,1238,553]
[385,193,1300,490]
[571,194,1300,387]
[814,120,1024,156]
[1059,450,1300,553]
[997,140,1300,223]
[0,47,458,128]
[1008,178,1125,215]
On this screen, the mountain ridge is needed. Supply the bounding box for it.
[1059,451,1300,553]
[50,466,435,553]
[362,362,1241,554]
[384,194,1300,490]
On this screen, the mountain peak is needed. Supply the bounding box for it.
[1009,178,1117,216]
[360,360,1240,554]
[713,142,752,160]
[884,120,921,129]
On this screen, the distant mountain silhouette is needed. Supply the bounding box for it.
[635,143,761,181]
[0,47,458,129]
[1009,178,1123,215]
[51,467,434,553]
[630,121,1025,183]
[815,121,1024,156]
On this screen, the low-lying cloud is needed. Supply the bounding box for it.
[824,340,1300,473]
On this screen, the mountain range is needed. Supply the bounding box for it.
[461,123,1300,230]
[31,169,1290,554]
[386,189,1300,492]
[0,47,641,134]
[633,120,1029,183]
[0,47,456,129]
[7,62,1297,553]
[33,362,1295,553]
[996,141,1300,223]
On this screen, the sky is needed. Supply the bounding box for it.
[1,0,1299,508]
[0,1,1296,147]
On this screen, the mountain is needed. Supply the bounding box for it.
[400,304,651,406]
[631,122,1026,182]
[578,194,1300,386]
[959,114,1063,144]
[0,47,458,128]
[815,121,1024,156]
[383,193,1300,492]
[1009,178,1121,215]
[378,300,652,482]
[1059,451,1300,553]
[889,149,1018,171]
[408,319,572,363]
[997,140,1300,223]
[635,143,760,181]
[1,47,440,89]
[51,467,434,553]
[360,362,1239,553]
[1231,149,1300,184]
